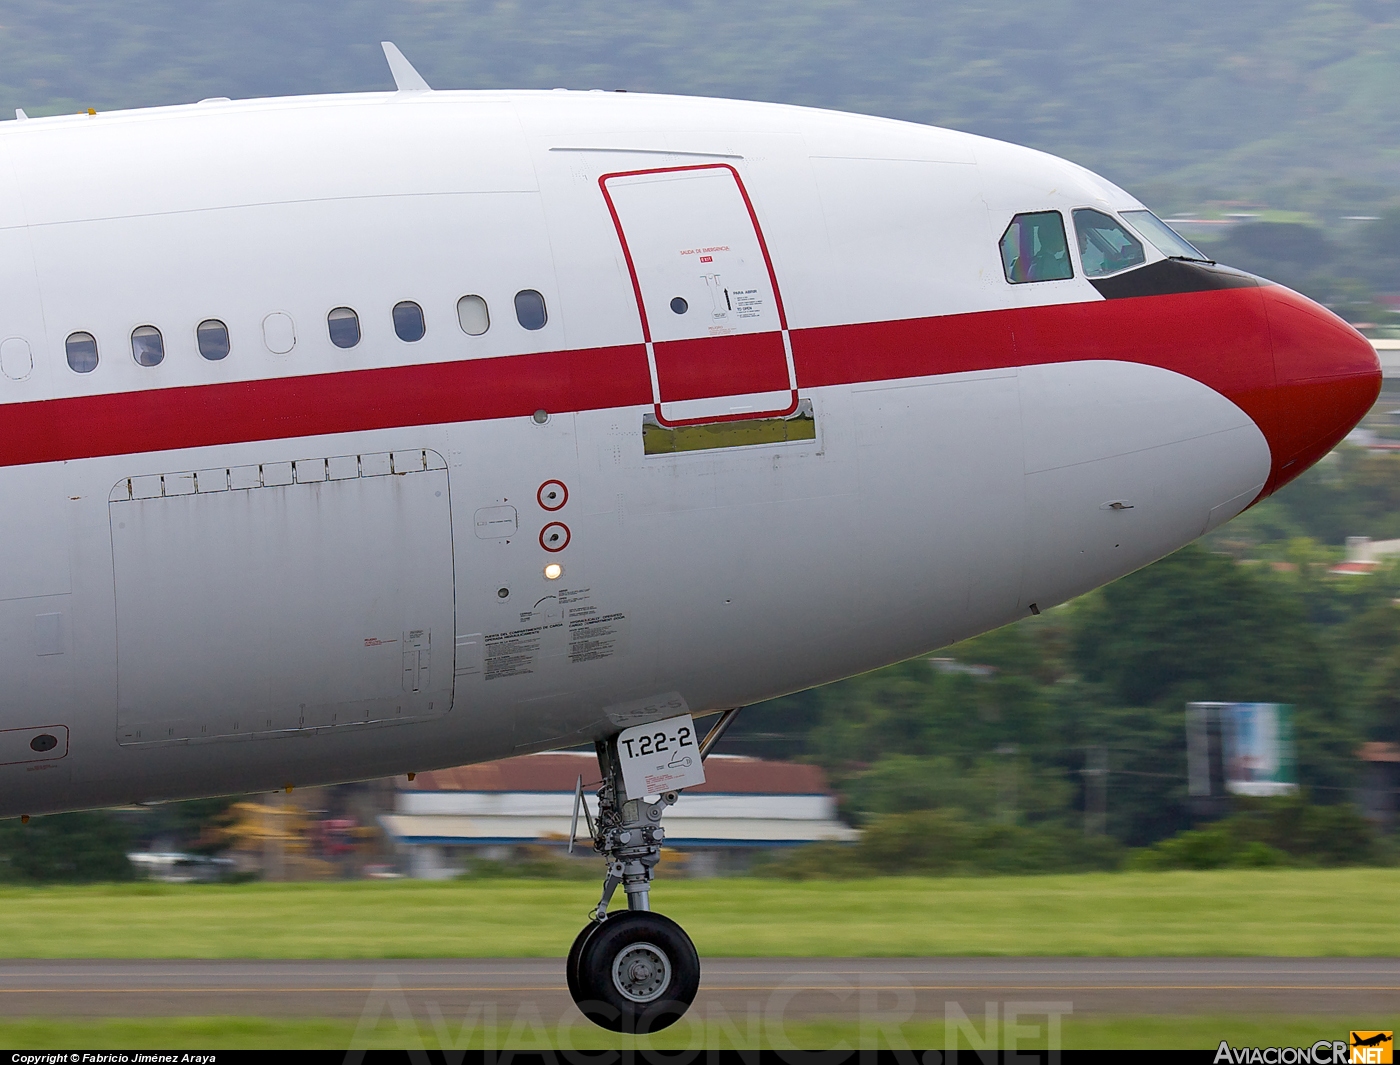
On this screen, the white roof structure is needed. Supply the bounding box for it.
[1372,339,1400,379]
[379,751,858,848]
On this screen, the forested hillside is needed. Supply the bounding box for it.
[6,2,1397,320]
[1,1,1399,215]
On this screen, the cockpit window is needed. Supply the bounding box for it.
[1122,209,1209,261]
[1000,212,1073,284]
[1073,208,1146,277]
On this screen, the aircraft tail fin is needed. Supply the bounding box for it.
[381,42,431,93]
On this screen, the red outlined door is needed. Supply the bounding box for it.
[600,164,798,426]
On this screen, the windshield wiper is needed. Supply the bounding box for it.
[1168,254,1217,266]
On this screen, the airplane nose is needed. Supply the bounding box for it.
[1253,284,1380,498]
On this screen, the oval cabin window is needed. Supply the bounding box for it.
[197,319,230,360]
[393,301,425,342]
[514,289,547,331]
[66,332,99,373]
[457,295,490,336]
[328,307,361,349]
[131,325,164,367]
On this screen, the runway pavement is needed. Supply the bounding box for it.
[0,958,1393,1022]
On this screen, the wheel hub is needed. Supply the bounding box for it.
[612,942,671,1003]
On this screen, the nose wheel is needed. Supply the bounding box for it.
[568,910,699,1032]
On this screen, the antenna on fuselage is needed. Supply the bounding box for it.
[381,42,432,93]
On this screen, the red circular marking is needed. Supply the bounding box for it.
[537,479,569,511]
[539,522,571,552]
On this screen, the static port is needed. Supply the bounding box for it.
[540,522,571,552]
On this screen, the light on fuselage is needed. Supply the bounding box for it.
[544,563,562,580]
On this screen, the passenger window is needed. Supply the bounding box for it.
[1073,208,1146,278]
[66,331,98,373]
[328,307,361,349]
[197,319,230,360]
[131,325,164,367]
[1000,212,1073,284]
[457,294,490,336]
[392,301,425,342]
[514,289,547,331]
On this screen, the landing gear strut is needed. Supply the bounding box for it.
[566,710,738,1032]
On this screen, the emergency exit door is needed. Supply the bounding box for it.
[600,164,798,426]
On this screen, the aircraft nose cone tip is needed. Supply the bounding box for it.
[1255,284,1381,498]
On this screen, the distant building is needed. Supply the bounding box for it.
[379,752,858,879]
[1372,337,1400,382]
[1328,536,1400,575]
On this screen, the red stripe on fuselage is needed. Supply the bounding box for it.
[0,344,653,469]
[654,331,791,402]
[0,285,1377,501]
[793,286,1273,401]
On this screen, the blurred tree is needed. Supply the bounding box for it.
[1209,447,1400,551]
[839,752,1076,827]
[801,657,1064,771]
[1361,646,1400,743]
[1130,793,1383,868]
[763,808,1122,878]
[0,812,134,882]
[1047,687,1194,847]
[1303,275,1384,325]
[1072,544,1354,796]
[1,2,1400,233]
[1334,600,1400,681]
[1208,222,1333,290]
[1073,545,1320,707]
[129,796,242,855]
[1357,207,1400,289]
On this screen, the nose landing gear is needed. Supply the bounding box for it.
[566,713,738,1032]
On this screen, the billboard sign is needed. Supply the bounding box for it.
[1187,702,1297,798]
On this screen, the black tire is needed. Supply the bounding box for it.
[574,910,700,1033]
[566,917,606,1004]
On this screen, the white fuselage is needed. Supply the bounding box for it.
[0,88,1374,815]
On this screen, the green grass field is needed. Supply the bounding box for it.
[0,868,1395,957]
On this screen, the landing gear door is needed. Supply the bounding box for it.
[600,164,797,426]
